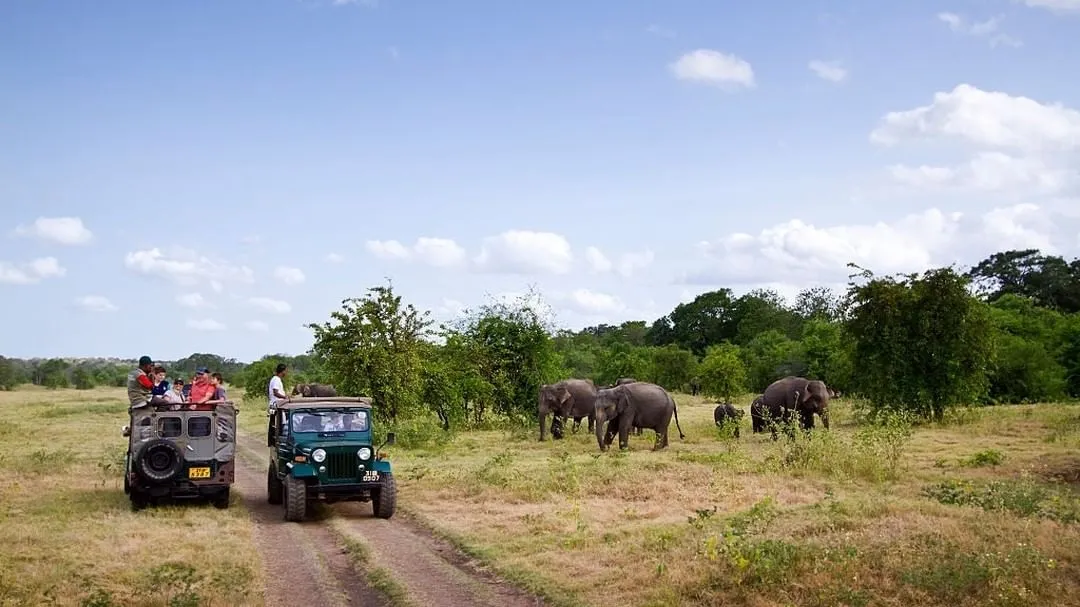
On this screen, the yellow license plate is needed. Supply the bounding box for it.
[188,467,211,479]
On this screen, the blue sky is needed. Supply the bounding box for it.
[3,0,1079,362]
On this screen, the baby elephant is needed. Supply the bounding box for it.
[713,402,743,438]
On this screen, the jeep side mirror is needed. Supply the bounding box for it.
[122,425,130,437]
[385,432,396,446]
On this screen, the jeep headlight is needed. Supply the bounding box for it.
[311,448,326,463]
[357,447,372,460]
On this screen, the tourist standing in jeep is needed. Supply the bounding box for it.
[128,355,165,408]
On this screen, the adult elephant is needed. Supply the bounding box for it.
[538,379,597,441]
[291,383,338,397]
[759,376,831,437]
[594,382,685,451]
[713,402,743,438]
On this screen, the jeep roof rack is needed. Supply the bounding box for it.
[277,396,373,410]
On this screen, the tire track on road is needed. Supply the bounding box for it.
[236,430,547,607]
[232,440,390,607]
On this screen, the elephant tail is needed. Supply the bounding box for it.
[672,397,686,440]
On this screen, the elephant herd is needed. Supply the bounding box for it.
[715,376,834,440]
[538,375,835,450]
[537,377,686,451]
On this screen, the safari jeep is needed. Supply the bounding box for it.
[266,396,396,522]
[122,399,237,511]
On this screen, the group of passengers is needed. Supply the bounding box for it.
[127,355,228,408]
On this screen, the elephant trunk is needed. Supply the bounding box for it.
[538,401,548,441]
[594,408,607,450]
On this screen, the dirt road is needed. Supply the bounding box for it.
[232,443,390,607]
[234,433,547,607]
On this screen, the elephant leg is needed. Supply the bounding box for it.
[551,416,565,440]
[572,416,582,433]
[587,411,595,433]
[603,420,617,446]
[618,419,631,450]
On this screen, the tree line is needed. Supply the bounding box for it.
[3,248,1077,429]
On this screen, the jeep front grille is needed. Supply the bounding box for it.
[325,451,357,480]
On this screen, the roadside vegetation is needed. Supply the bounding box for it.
[0,387,264,607]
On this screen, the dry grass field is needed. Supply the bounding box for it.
[4,385,1080,607]
[296,393,1080,607]
[0,386,264,607]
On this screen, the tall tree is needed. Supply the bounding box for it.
[845,266,994,419]
[306,281,433,423]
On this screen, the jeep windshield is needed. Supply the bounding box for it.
[291,409,369,434]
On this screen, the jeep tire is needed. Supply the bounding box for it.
[283,475,307,522]
[372,473,396,519]
[212,487,230,509]
[267,463,283,505]
[132,438,184,484]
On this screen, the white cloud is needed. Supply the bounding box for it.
[808,60,847,82]
[584,246,654,277]
[0,257,66,285]
[683,204,1069,286]
[13,217,93,245]
[187,318,226,331]
[325,253,345,263]
[245,320,269,332]
[888,152,1077,194]
[584,246,613,273]
[669,49,755,89]
[565,289,626,315]
[176,292,211,308]
[937,12,1021,47]
[274,266,306,285]
[74,295,117,312]
[248,297,292,314]
[125,248,255,288]
[366,237,467,268]
[473,230,574,275]
[869,83,1080,152]
[1023,0,1080,13]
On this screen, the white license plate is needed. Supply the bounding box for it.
[361,470,380,482]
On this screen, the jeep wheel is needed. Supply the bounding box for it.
[372,473,396,519]
[267,464,283,505]
[210,483,230,507]
[132,438,184,484]
[283,475,307,522]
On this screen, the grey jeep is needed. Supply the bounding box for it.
[122,400,237,511]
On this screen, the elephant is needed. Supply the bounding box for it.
[593,382,685,451]
[689,377,701,396]
[713,402,743,438]
[759,376,832,438]
[538,379,597,441]
[749,395,773,434]
[291,383,338,397]
[599,380,642,435]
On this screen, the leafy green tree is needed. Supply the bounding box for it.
[666,289,739,355]
[732,289,802,344]
[793,286,843,322]
[307,281,433,423]
[986,294,1068,403]
[845,266,994,420]
[440,289,564,424]
[38,358,70,389]
[596,342,651,386]
[967,249,1080,313]
[800,319,852,391]
[0,356,20,390]
[71,366,96,390]
[740,329,806,392]
[697,343,747,402]
[646,344,698,391]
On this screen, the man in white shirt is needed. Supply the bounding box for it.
[267,363,289,415]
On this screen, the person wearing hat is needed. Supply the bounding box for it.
[127,355,159,408]
[189,366,216,404]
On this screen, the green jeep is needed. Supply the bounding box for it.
[266,397,397,522]
[122,400,237,511]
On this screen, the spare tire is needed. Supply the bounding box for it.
[133,438,184,484]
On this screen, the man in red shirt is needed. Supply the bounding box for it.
[188,367,216,405]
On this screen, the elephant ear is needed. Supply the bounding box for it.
[616,387,631,416]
